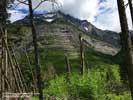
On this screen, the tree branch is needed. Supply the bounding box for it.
[33,0,48,11]
[12,0,61,12]
[16,0,28,5]
[33,0,60,11]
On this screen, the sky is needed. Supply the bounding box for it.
[8,0,133,32]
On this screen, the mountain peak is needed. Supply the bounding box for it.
[13,11,120,49]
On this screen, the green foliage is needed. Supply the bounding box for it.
[67,72,106,100]
[13,43,131,100]
[32,97,39,100]
[103,92,132,100]
[84,48,113,68]
[43,64,131,100]
[44,76,69,98]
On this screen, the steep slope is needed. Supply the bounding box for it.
[59,11,120,47]
[7,17,120,76]
[10,12,120,56]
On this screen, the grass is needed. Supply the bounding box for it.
[32,97,38,100]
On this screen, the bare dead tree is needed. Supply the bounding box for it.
[11,0,61,99]
[117,0,133,99]
[79,34,85,75]
[65,55,71,81]
[0,0,8,99]
[27,0,44,100]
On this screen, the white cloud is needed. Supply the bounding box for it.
[93,0,132,32]
[60,0,99,23]
[8,10,27,22]
[9,0,132,32]
[93,0,121,31]
[59,0,132,32]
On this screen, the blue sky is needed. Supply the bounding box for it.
[8,0,132,32]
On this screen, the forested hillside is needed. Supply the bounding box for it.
[1,0,133,100]
[7,12,132,100]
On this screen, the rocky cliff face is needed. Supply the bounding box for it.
[58,11,120,47]
[10,12,120,56]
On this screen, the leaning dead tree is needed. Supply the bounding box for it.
[0,0,28,99]
[0,0,8,99]
[117,0,133,99]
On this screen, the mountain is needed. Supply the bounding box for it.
[58,11,120,47]
[7,11,132,100]
[10,12,120,56]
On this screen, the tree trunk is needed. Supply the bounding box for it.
[0,0,7,99]
[117,0,133,99]
[79,34,85,75]
[27,0,44,100]
[65,55,71,81]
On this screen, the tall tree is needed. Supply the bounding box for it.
[28,0,44,100]
[117,0,133,98]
